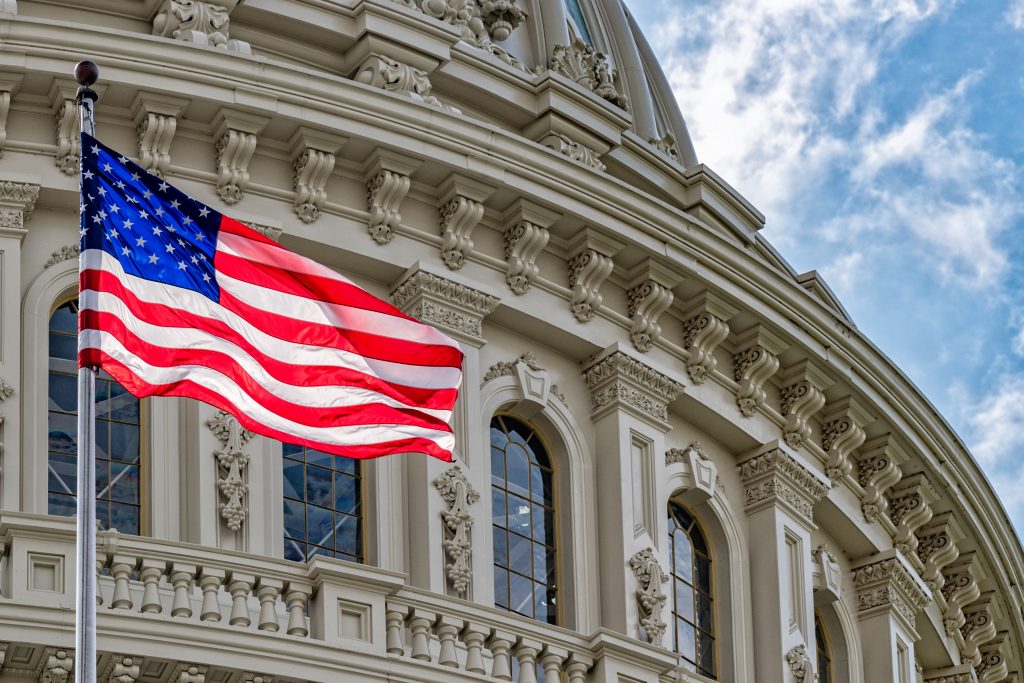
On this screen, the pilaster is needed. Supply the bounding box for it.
[852,549,931,682]
[737,441,829,683]
[582,344,683,643]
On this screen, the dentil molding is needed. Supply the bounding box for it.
[207,410,254,532]
[433,465,480,597]
[628,548,668,646]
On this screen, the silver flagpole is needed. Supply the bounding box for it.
[74,59,99,683]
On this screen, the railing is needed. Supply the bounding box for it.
[0,512,682,683]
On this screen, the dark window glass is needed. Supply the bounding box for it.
[282,443,362,563]
[563,0,594,44]
[491,415,557,624]
[669,502,715,679]
[816,614,832,683]
[48,300,142,535]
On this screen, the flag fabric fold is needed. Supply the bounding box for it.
[78,132,462,461]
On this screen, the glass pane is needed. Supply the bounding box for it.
[531,465,553,505]
[563,0,594,44]
[305,465,332,507]
[49,453,77,494]
[283,498,305,540]
[333,453,357,475]
[676,619,696,662]
[335,513,360,556]
[108,383,140,422]
[109,423,140,463]
[48,373,77,411]
[307,505,334,548]
[491,445,505,484]
[531,502,554,546]
[675,580,695,621]
[494,566,509,608]
[49,492,76,517]
[110,503,140,535]
[283,459,304,499]
[334,472,358,514]
[690,525,708,555]
[671,504,694,531]
[50,303,78,334]
[695,556,712,593]
[507,494,531,535]
[533,581,552,623]
[508,532,532,576]
[95,460,110,498]
[48,413,77,454]
[533,543,556,585]
[284,539,305,562]
[698,631,715,676]
[673,531,693,582]
[282,443,304,460]
[306,448,332,468]
[493,528,508,567]
[509,571,533,617]
[492,487,507,528]
[48,332,77,361]
[110,463,140,503]
[505,442,530,497]
[697,593,714,632]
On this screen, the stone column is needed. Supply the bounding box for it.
[0,179,39,510]
[737,441,830,683]
[582,343,683,643]
[391,265,499,593]
[852,549,931,683]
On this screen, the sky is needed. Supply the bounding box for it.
[623,0,1024,534]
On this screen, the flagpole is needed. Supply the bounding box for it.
[74,59,99,683]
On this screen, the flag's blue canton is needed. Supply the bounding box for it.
[80,133,221,302]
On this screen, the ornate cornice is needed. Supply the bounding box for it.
[737,446,829,524]
[391,269,499,346]
[852,552,931,632]
[582,349,683,427]
[922,665,979,683]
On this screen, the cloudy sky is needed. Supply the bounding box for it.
[623,0,1024,534]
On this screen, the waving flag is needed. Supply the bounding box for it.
[78,133,463,461]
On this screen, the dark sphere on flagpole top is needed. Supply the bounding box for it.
[74,60,99,87]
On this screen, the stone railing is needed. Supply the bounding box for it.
[0,513,683,682]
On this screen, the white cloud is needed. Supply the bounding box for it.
[1007,0,1024,29]
[821,251,864,299]
[966,374,1024,524]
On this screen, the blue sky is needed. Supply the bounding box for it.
[624,0,1024,533]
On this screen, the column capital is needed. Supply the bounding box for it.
[921,664,979,683]
[737,441,829,525]
[0,179,40,239]
[581,344,683,428]
[852,549,931,636]
[390,266,499,347]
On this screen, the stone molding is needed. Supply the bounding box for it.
[664,442,717,500]
[131,92,188,177]
[502,200,557,295]
[390,268,500,346]
[625,260,680,353]
[565,228,623,323]
[207,410,253,532]
[852,551,931,633]
[649,133,681,163]
[820,396,871,484]
[737,445,829,524]
[856,434,905,524]
[539,132,606,172]
[916,512,964,592]
[680,292,736,384]
[582,348,683,427]
[354,53,459,113]
[888,473,937,557]
[779,360,831,449]
[436,174,494,270]
[290,128,343,225]
[731,324,785,417]
[364,150,419,244]
[785,644,813,683]
[0,180,40,238]
[549,36,628,110]
[433,465,480,597]
[922,665,979,683]
[628,548,668,646]
[44,244,79,268]
[152,0,251,53]
[213,109,269,205]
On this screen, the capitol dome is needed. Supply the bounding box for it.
[0,1,1021,682]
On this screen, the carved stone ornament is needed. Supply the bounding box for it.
[856,435,904,523]
[977,632,1009,683]
[921,667,980,683]
[354,53,460,113]
[391,269,500,345]
[54,98,79,175]
[666,440,704,465]
[565,228,622,323]
[888,473,936,557]
[292,148,335,224]
[207,410,254,532]
[242,222,282,242]
[732,326,782,417]
[0,81,13,158]
[853,553,931,630]
[627,279,673,353]
[941,555,981,639]
[649,133,681,163]
[45,244,80,268]
[0,180,40,237]
[439,196,484,269]
[102,654,141,683]
[664,442,717,500]
[0,377,14,403]
[738,447,829,524]
[680,293,736,384]
[629,548,668,646]
[539,132,605,171]
[821,397,870,484]
[152,0,251,53]
[500,219,548,295]
[785,644,813,683]
[136,111,179,177]
[916,513,962,592]
[582,349,684,427]
[779,360,830,449]
[419,0,529,71]
[483,351,540,383]
[433,465,481,596]
[215,129,256,205]
[960,595,997,668]
[549,36,628,110]
[812,544,842,603]
[37,648,73,683]
[170,662,207,683]
[364,169,411,244]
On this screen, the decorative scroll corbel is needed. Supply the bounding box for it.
[502,200,557,295]
[626,261,680,353]
[289,128,343,224]
[732,325,785,417]
[820,397,871,484]
[680,292,736,384]
[47,79,82,175]
[779,360,830,449]
[785,644,813,683]
[37,648,73,683]
[565,228,623,323]
[363,150,418,245]
[629,548,668,646]
[856,435,905,523]
[941,555,981,639]
[0,72,22,158]
[213,109,268,205]
[888,473,936,557]
[960,595,997,667]
[207,410,253,532]
[436,173,494,269]
[170,663,207,683]
[130,93,187,177]
[916,512,963,592]
[433,465,480,597]
[102,654,140,683]
[977,632,1009,683]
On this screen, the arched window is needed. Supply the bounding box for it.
[669,502,715,678]
[282,443,362,563]
[48,300,142,534]
[816,613,833,683]
[490,414,557,624]
[563,0,594,44]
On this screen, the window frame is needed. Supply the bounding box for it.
[815,611,833,683]
[668,501,717,679]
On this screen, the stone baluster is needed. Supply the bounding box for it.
[565,654,593,683]
[109,555,136,610]
[169,563,197,618]
[488,630,516,681]
[515,638,542,683]
[408,609,436,662]
[256,578,282,631]
[436,615,463,667]
[540,646,568,683]
[228,573,255,626]
[284,581,313,636]
[139,558,165,613]
[463,622,490,674]
[198,568,225,622]
[385,604,409,655]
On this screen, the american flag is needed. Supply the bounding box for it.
[78,133,463,461]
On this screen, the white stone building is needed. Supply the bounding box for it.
[0,1,1021,682]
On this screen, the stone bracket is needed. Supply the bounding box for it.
[364,149,419,244]
[625,260,681,353]
[436,173,495,269]
[887,472,937,558]
[680,291,737,384]
[731,324,785,417]
[856,435,905,525]
[289,127,344,224]
[212,108,269,205]
[820,396,872,484]
[940,554,982,643]
[565,227,624,323]
[47,79,81,176]
[130,92,188,177]
[0,71,21,158]
[502,199,557,295]
[779,359,831,449]
[960,593,997,668]
[915,512,964,593]
[664,442,717,501]
[812,544,842,604]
